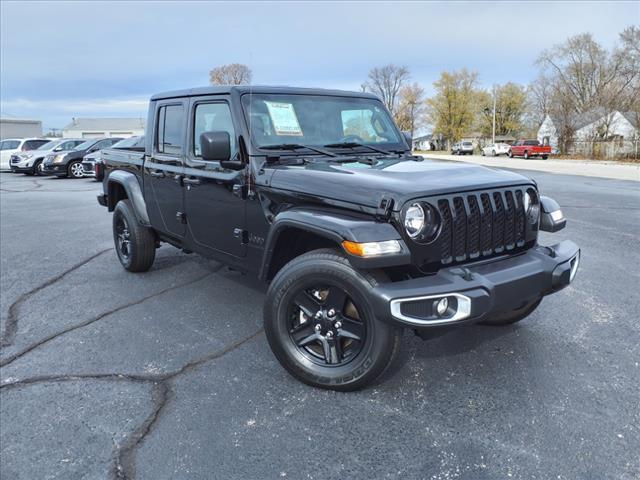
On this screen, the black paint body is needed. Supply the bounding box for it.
[99,86,580,332]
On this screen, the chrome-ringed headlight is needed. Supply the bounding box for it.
[404,203,425,238]
[404,202,440,242]
[524,189,540,224]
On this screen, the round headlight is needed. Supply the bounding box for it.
[524,189,540,224]
[404,203,425,238]
[404,203,440,241]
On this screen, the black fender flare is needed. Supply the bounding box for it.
[107,170,151,226]
[259,208,411,279]
[539,195,566,232]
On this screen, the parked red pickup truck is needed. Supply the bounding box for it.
[509,139,551,159]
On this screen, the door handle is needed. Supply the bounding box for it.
[150,171,165,178]
[182,177,201,186]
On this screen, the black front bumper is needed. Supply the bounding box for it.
[370,240,580,329]
[41,163,68,175]
[10,166,34,174]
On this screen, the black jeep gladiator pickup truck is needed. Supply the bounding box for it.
[98,86,580,391]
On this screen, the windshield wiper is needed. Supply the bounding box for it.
[261,143,337,157]
[323,142,394,155]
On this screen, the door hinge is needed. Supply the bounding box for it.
[376,196,394,220]
[176,211,187,224]
[233,184,248,199]
[234,228,249,244]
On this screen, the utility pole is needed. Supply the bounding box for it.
[492,84,497,144]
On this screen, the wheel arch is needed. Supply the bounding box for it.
[106,170,150,225]
[259,209,410,281]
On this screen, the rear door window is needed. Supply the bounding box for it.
[157,104,185,155]
[23,140,48,150]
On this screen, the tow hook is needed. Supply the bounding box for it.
[451,267,474,281]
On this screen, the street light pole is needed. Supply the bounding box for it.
[492,85,497,144]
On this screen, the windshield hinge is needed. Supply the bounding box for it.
[376,196,394,221]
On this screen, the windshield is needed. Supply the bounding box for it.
[74,139,96,151]
[241,94,403,150]
[37,140,60,150]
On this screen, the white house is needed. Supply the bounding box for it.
[537,115,559,148]
[412,134,434,151]
[0,117,43,140]
[537,110,639,155]
[62,117,145,139]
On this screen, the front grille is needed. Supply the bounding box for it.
[436,188,528,264]
[10,155,20,164]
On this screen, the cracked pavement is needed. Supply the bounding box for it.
[1,172,639,479]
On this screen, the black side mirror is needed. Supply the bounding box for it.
[200,131,243,170]
[402,131,412,147]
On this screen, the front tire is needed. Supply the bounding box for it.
[68,160,84,179]
[112,199,156,272]
[508,150,513,158]
[264,249,402,391]
[524,151,529,160]
[479,298,542,326]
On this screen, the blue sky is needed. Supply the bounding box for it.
[1,0,638,131]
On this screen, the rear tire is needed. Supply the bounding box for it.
[34,159,45,176]
[542,155,548,160]
[112,199,156,272]
[479,298,542,326]
[524,151,529,160]
[264,249,402,391]
[508,150,513,158]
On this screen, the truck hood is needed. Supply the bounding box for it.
[268,157,534,209]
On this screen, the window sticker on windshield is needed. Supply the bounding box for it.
[264,101,303,136]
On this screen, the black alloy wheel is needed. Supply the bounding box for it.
[115,215,131,262]
[288,284,366,366]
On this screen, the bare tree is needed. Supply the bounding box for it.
[395,83,426,137]
[365,64,410,114]
[209,63,252,85]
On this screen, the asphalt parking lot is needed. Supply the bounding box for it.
[1,169,639,480]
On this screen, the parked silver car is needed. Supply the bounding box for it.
[9,138,84,175]
[452,141,474,155]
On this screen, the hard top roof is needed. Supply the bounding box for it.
[150,85,380,101]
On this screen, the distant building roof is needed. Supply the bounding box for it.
[63,117,146,131]
[0,117,42,124]
[494,135,516,142]
[413,134,432,142]
[621,111,639,129]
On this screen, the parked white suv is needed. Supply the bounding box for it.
[9,138,85,175]
[481,142,510,157]
[0,138,50,171]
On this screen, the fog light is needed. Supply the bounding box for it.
[435,297,449,316]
